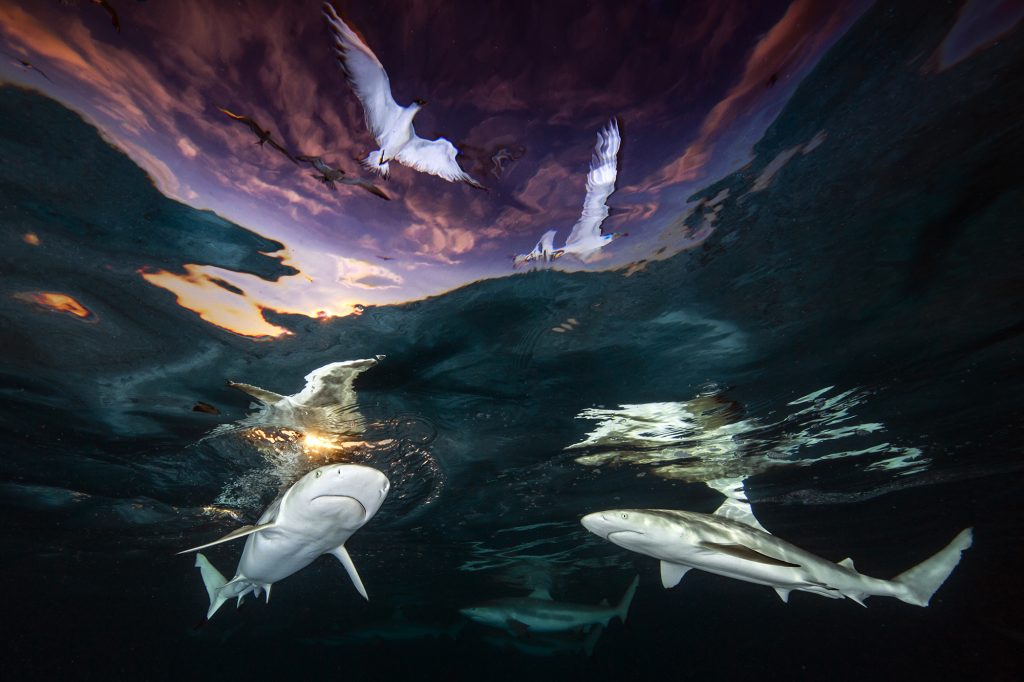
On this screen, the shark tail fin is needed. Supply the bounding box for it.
[195,553,230,619]
[615,575,640,624]
[892,528,973,607]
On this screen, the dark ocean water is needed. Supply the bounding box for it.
[2,1,1023,679]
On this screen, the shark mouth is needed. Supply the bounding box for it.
[608,530,645,540]
[311,494,368,521]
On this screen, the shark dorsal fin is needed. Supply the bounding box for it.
[177,522,277,555]
[699,542,801,568]
[712,497,769,534]
[330,545,368,600]
[528,587,552,600]
[661,561,692,588]
[227,381,286,405]
[838,557,856,570]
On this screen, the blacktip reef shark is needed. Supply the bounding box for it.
[460,575,638,636]
[582,499,971,607]
[217,357,382,439]
[179,463,390,619]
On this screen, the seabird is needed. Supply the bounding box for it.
[514,119,626,266]
[4,53,53,83]
[321,2,484,189]
[295,154,390,200]
[216,107,297,164]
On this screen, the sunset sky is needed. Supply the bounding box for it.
[2,0,1014,337]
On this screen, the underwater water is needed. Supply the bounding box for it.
[1,0,1023,679]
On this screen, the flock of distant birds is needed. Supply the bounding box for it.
[8,1,627,268]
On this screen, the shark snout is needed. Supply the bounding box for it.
[581,511,645,540]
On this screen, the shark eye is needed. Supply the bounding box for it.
[621,513,629,520]
[315,470,322,478]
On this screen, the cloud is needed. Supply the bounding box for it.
[334,256,403,290]
[176,136,198,158]
[644,0,864,190]
[401,223,477,265]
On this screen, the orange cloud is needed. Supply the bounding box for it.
[141,265,291,338]
[646,0,861,190]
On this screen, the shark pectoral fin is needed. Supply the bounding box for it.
[177,522,278,555]
[226,381,286,405]
[774,587,791,603]
[698,542,801,568]
[846,593,868,607]
[329,545,368,600]
[661,561,692,588]
[712,497,769,534]
[506,619,530,638]
[838,557,856,570]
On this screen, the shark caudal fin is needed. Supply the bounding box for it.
[892,528,973,607]
[195,553,230,619]
[615,575,640,624]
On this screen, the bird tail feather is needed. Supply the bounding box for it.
[363,150,390,177]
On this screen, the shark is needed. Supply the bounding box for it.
[179,463,390,619]
[460,575,638,636]
[217,357,382,440]
[581,500,972,607]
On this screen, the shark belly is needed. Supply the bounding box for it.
[504,602,611,632]
[237,525,352,585]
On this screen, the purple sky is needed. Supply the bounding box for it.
[5,0,1010,337]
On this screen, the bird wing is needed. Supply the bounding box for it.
[92,0,120,33]
[343,177,392,200]
[564,119,621,249]
[538,229,557,256]
[267,137,298,164]
[217,107,257,128]
[395,135,480,185]
[322,3,404,143]
[34,65,54,84]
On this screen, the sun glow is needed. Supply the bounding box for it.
[13,291,94,320]
[139,262,366,339]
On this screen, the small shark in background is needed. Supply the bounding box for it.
[179,463,390,618]
[215,357,381,441]
[295,154,390,200]
[460,575,638,636]
[4,53,54,83]
[216,107,297,164]
[582,499,972,607]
